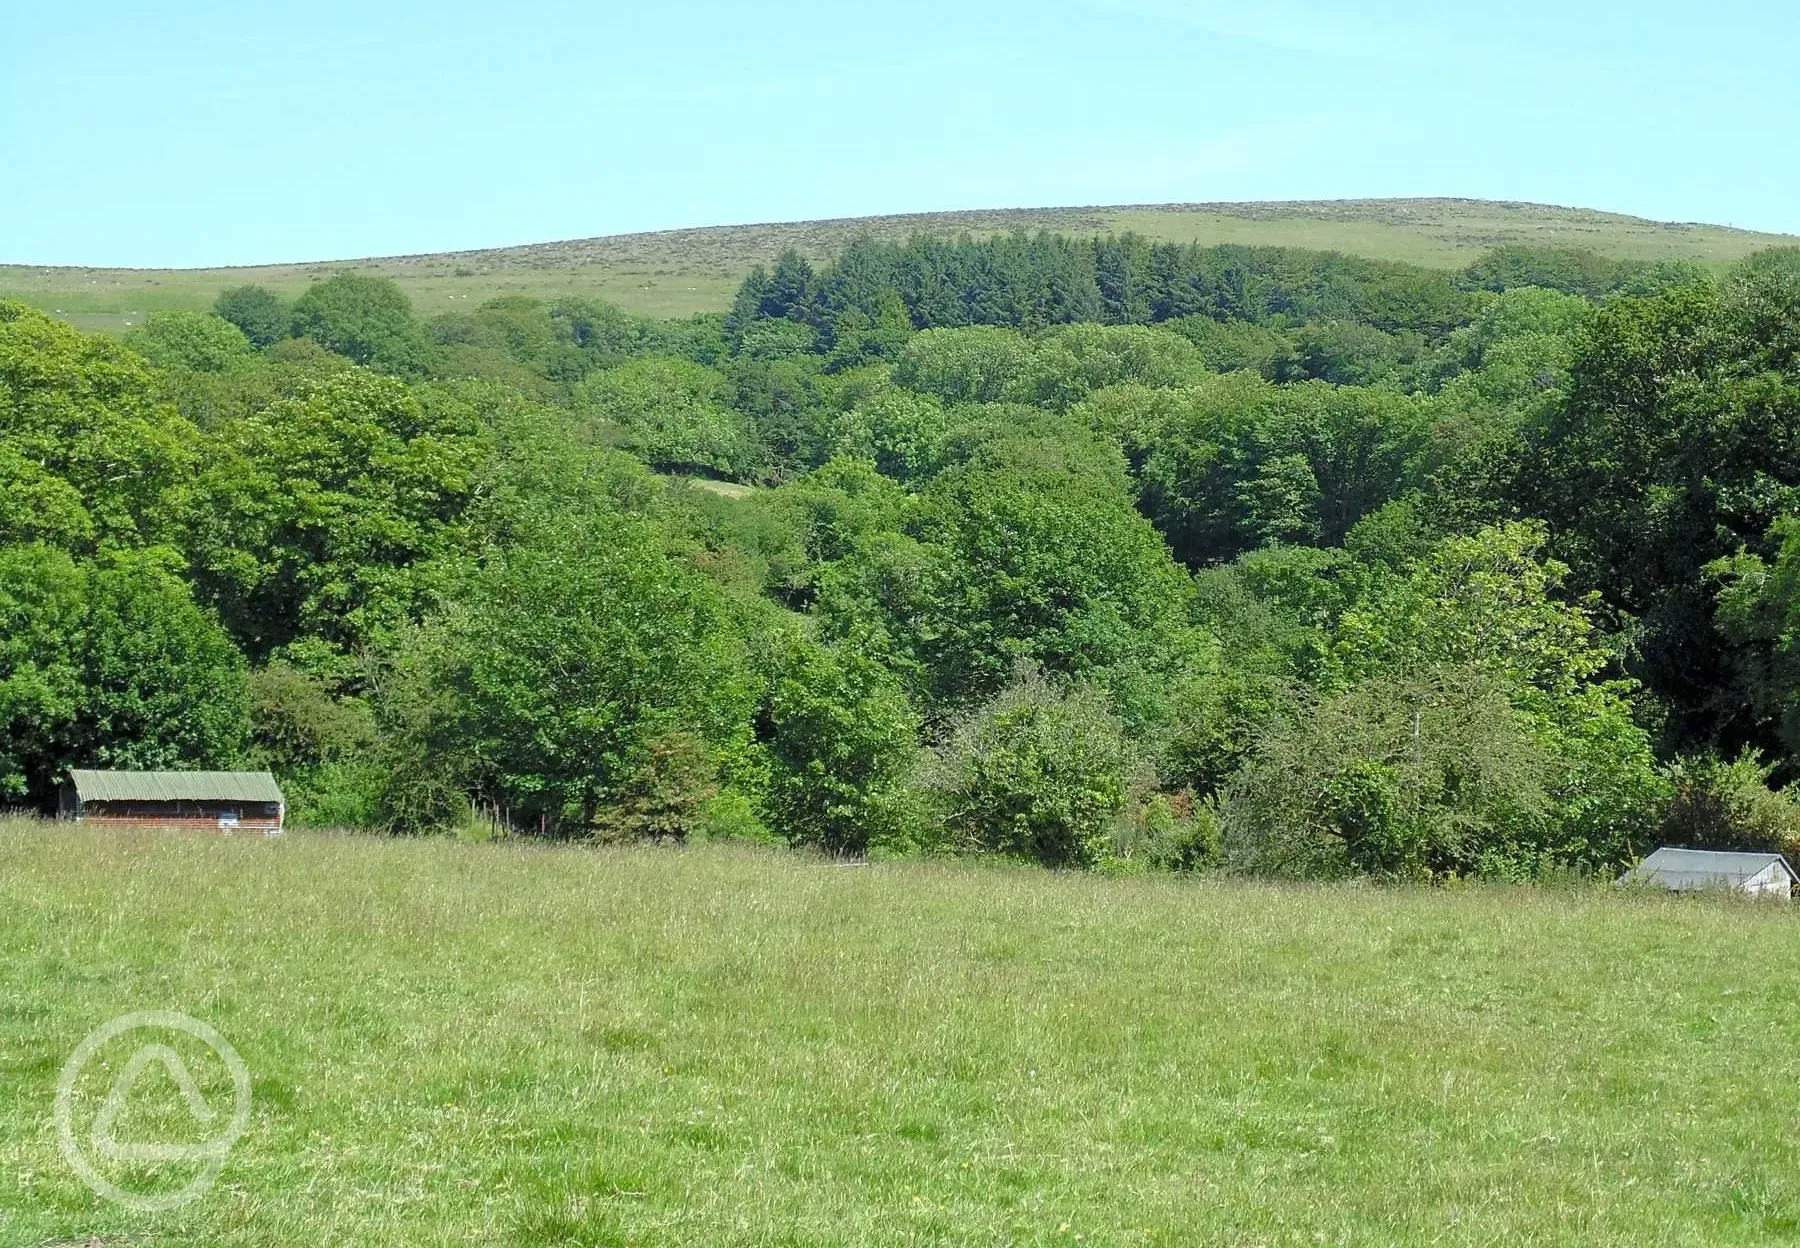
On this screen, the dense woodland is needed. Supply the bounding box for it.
[6,231,1800,879]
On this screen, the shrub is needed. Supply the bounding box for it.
[283,759,386,830]
[932,668,1152,868]
[1222,667,1553,880]
[756,638,924,856]
[1114,790,1222,871]
[1660,751,1800,858]
[589,731,720,843]
[247,663,373,770]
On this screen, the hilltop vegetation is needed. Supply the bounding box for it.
[6,225,1800,881]
[4,198,1794,333]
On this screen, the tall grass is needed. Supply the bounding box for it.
[3,819,1799,1245]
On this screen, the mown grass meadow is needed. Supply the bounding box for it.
[4,822,1800,1246]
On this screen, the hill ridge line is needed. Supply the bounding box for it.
[6,198,1791,277]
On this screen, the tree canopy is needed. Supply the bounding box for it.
[7,237,1800,879]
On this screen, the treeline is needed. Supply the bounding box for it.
[731,233,1706,340]
[3,234,1799,882]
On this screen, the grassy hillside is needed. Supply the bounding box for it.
[6,823,1800,1246]
[5,198,1794,334]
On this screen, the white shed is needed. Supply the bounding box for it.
[1621,847,1798,900]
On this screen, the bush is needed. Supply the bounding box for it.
[756,638,925,856]
[932,668,1152,868]
[588,731,720,843]
[283,759,386,830]
[1660,751,1800,858]
[1222,667,1553,880]
[247,663,373,770]
[1114,790,1222,871]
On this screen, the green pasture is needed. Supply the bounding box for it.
[4,823,1800,1246]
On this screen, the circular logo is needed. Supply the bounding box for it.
[55,1010,252,1211]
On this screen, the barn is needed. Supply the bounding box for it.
[59,769,286,834]
[1621,847,1797,899]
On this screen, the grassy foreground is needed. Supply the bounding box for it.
[3,824,1800,1246]
[6,198,1794,333]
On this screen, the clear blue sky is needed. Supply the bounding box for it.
[4,0,1796,267]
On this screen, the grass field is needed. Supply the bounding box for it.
[4,198,1794,334]
[5,823,1800,1246]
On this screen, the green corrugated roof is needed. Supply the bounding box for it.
[68,769,284,804]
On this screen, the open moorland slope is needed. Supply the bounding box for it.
[6,197,1795,332]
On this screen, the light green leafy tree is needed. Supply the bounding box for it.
[1030,322,1211,407]
[576,356,757,476]
[828,388,950,481]
[1227,523,1666,879]
[180,369,488,658]
[124,311,256,373]
[0,302,196,548]
[380,506,757,836]
[756,634,924,855]
[892,326,1040,405]
[820,463,1201,723]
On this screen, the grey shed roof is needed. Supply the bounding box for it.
[68,769,285,804]
[1623,847,1798,887]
